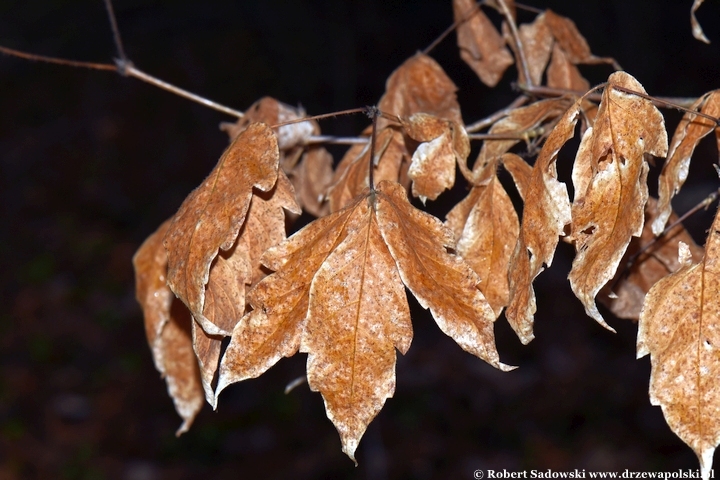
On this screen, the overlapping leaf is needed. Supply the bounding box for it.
[163,123,280,336]
[133,219,204,434]
[568,72,668,331]
[327,126,409,212]
[377,53,462,127]
[638,206,720,480]
[191,171,300,406]
[402,113,470,201]
[217,180,511,461]
[599,197,704,320]
[653,90,720,235]
[453,0,514,87]
[471,97,571,181]
[505,99,580,344]
[446,158,521,316]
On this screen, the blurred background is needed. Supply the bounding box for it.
[2,0,720,478]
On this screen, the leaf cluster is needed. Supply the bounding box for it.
[132,0,720,474]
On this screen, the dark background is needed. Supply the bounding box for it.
[2,0,720,479]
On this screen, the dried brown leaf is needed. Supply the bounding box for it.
[518,12,553,86]
[472,98,572,181]
[500,152,532,201]
[402,113,470,202]
[133,219,204,434]
[327,126,409,212]
[217,180,511,461]
[599,197,704,320]
[637,206,720,479]
[163,123,279,336]
[287,146,334,217]
[453,0,514,87]
[505,100,580,344]
[653,90,720,235]
[544,10,618,68]
[569,72,668,330]
[377,53,462,127]
[192,171,300,406]
[691,0,711,44]
[446,173,520,316]
[221,97,316,149]
[547,42,590,92]
[501,12,553,86]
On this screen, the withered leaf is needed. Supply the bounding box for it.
[327,126,409,212]
[518,12,553,86]
[569,72,668,331]
[217,180,511,462]
[286,146,334,217]
[192,171,300,406]
[377,53,462,127]
[221,97,316,150]
[402,113,470,202]
[599,197,704,320]
[653,90,720,235]
[163,122,279,336]
[547,42,590,92]
[543,10,619,68]
[500,152,532,201]
[453,0,514,87]
[472,98,571,181]
[691,0,711,44]
[637,206,720,480]
[133,219,204,434]
[505,99,580,344]
[501,12,553,86]
[446,169,520,316]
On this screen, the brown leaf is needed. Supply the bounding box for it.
[402,113,470,202]
[220,97,316,150]
[446,172,520,316]
[377,53,462,127]
[501,12,553,86]
[599,197,704,320]
[569,72,668,330]
[505,100,580,344]
[500,152,532,201]
[518,12,553,86]
[192,171,300,406]
[133,219,204,434]
[472,98,572,181]
[327,126,409,212]
[453,0,514,87]
[217,180,511,461]
[691,0,711,44]
[637,206,720,479]
[547,42,590,92]
[653,90,720,235]
[544,10,618,68]
[287,146,334,217]
[163,123,279,336]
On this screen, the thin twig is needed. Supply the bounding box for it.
[0,44,246,118]
[103,0,129,72]
[465,95,528,132]
[423,0,480,55]
[270,107,366,129]
[495,0,533,88]
[0,45,117,71]
[125,65,245,117]
[366,106,380,190]
[612,85,720,126]
[305,135,369,145]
